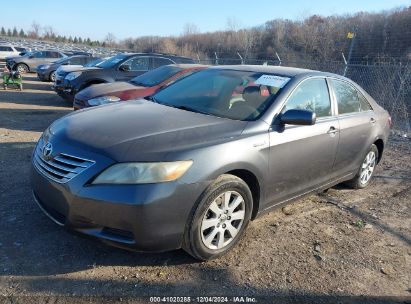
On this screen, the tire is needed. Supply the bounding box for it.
[346,144,379,189]
[16,63,29,74]
[183,174,253,260]
[49,71,56,82]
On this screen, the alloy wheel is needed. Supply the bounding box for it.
[200,191,245,250]
[17,65,28,73]
[360,151,376,184]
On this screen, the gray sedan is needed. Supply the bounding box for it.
[31,65,391,260]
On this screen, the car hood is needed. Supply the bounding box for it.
[5,55,21,60]
[48,100,247,161]
[57,66,99,74]
[76,82,143,101]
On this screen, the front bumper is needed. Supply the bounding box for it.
[37,71,48,81]
[31,145,208,252]
[52,83,75,101]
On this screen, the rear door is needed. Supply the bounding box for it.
[329,78,375,176]
[44,51,62,64]
[28,51,46,69]
[267,77,339,205]
[116,56,150,81]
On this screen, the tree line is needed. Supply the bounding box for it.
[1,6,410,63]
[0,22,104,47]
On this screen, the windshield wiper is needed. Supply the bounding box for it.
[144,96,159,103]
[169,105,209,115]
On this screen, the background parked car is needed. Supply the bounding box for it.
[53,53,195,102]
[36,55,101,82]
[74,64,207,109]
[6,50,67,73]
[0,45,19,59]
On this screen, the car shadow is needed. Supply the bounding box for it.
[6,269,410,303]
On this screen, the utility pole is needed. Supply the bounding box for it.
[344,30,356,76]
[347,31,356,64]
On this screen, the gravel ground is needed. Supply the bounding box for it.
[0,75,410,304]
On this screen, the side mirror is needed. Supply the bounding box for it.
[119,65,131,72]
[280,109,316,126]
[63,61,70,65]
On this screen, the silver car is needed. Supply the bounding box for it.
[31,65,391,260]
[6,50,67,73]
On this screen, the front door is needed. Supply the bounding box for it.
[116,56,150,81]
[266,77,339,206]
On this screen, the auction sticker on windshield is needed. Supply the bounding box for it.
[255,75,290,88]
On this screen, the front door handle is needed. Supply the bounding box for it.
[327,126,338,135]
[370,117,376,124]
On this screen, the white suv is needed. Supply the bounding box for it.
[0,45,19,59]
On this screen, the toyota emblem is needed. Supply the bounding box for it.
[42,142,53,160]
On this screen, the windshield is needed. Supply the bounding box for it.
[152,69,291,121]
[97,54,127,69]
[85,57,104,67]
[55,57,70,64]
[131,65,183,87]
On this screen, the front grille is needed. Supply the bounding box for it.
[55,73,65,85]
[33,143,95,183]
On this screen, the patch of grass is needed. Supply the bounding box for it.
[354,219,365,229]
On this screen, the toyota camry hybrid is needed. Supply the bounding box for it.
[31,65,391,260]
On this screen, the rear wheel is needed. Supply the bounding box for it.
[183,174,252,260]
[16,63,29,74]
[346,144,378,189]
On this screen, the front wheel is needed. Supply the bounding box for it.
[183,174,253,260]
[346,144,379,189]
[49,71,56,82]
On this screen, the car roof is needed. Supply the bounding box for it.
[209,64,340,78]
[120,52,194,60]
[171,64,209,69]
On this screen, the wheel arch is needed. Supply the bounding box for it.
[373,138,384,163]
[224,169,261,220]
[16,62,30,72]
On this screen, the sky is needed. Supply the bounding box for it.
[0,0,410,41]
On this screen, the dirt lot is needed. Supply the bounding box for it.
[0,74,410,303]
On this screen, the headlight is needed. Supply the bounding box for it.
[65,71,82,81]
[87,96,121,106]
[92,161,193,184]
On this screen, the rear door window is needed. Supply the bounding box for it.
[70,57,83,65]
[331,79,371,114]
[123,57,150,71]
[152,57,174,69]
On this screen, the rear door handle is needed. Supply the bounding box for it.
[370,117,376,124]
[327,126,338,135]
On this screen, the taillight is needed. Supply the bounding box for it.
[388,115,393,128]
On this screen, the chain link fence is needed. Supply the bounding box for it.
[198,58,411,132]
